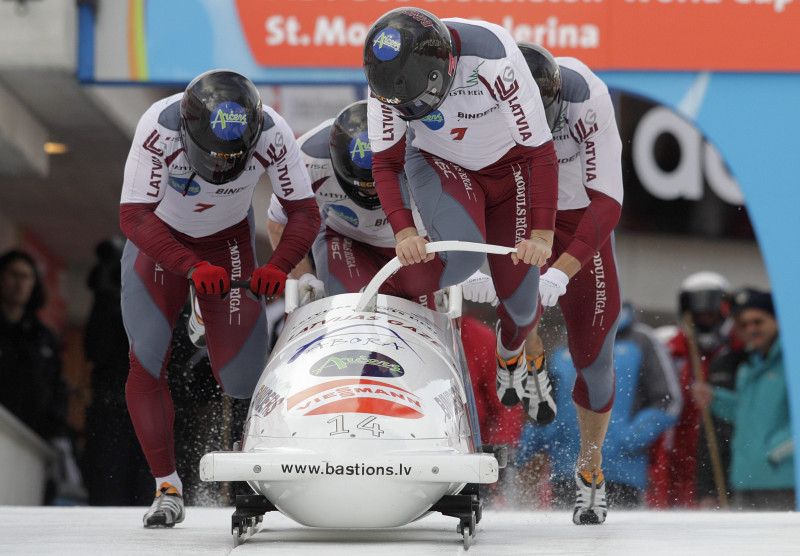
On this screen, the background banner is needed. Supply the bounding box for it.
[94,0,800,84]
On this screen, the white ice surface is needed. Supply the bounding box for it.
[1,507,799,555]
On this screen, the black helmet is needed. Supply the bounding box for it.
[179,69,263,184]
[363,8,456,121]
[329,101,379,210]
[517,42,562,132]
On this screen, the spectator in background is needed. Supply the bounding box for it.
[649,271,734,508]
[694,321,747,509]
[692,288,795,510]
[0,249,72,504]
[517,302,680,509]
[81,237,151,506]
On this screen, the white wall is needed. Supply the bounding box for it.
[0,406,54,505]
[0,0,76,70]
[615,232,768,313]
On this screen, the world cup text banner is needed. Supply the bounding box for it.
[101,0,800,84]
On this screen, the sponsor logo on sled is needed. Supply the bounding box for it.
[252,384,285,417]
[287,378,423,419]
[310,350,404,378]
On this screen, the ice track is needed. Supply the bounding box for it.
[1,506,799,555]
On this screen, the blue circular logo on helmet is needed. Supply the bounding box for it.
[421,110,445,130]
[349,132,372,170]
[372,28,402,61]
[210,102,248,140]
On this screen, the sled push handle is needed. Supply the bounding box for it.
[354,241,517,313]
[225,280,299,308]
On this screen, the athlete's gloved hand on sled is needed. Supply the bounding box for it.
[188,261,230,294]
[460,270,497,304]
[539,267,570,307]
[298,273,325,306]
[435,270,497,312]
[251,264,288,297]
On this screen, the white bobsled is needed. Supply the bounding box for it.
[199,242,513,548]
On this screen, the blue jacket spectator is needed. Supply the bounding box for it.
[693,288,794,510]
[713,338,792,491]
[518,303,681,508]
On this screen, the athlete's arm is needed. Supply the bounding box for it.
[561,93,623,272]
[119,102,201,275]
[368,96,428,265]
[260,111,322,274]
[266,213,315,278]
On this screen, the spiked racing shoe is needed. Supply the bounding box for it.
[143,483,185,528]
[573,469,607,525]
[521,353,557,424]
[495,348,528,407]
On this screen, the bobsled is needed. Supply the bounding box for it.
[199,242,514,549]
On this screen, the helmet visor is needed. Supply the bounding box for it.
[681,289,727,315]
[180,125,252,185]
[391,63,453,121]
[351,183,378,204]
[394,92,442,121]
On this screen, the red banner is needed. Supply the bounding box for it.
[234,0,800,72]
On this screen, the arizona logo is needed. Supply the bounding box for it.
[286,378,423,419]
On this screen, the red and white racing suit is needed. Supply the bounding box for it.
[119,93,319,477]
[548,57,624,412]
[368,18,559,351]
[267,119,433,305]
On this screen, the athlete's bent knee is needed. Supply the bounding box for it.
[572,368,615,412]
[218,368,260,399]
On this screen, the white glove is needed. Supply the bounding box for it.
[434,289,449,313]
[539,268,570,307]
[460,270,497,304]
[298,273,325,306]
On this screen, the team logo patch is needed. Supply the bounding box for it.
[349,131,373,170]
[329,205,359,227]
[310,350,405,378]
[372,28,402,61]
[210,102,248,140]
[421,110,445,130]
[168,176,200,196]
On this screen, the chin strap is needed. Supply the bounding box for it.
[183,172,196,196]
